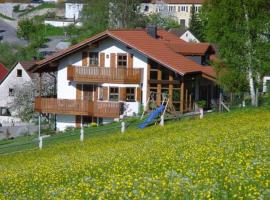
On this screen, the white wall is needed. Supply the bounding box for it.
[45,20,75,27]
[56,115,76,131]
[180,30,200,43]
[263,76,270,93]
[140,3,202,28]
[65,2,83,20]
[0,63,32,109]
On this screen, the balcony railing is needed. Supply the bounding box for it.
[35,97,123,118]
[67,66,142,84]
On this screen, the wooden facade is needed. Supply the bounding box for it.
[148,60,194,113]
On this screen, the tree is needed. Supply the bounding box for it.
[202,0,270,106]
[189,5,204,41]
[9,75,55,122]
[147,13,180,30]
[0,43,38,69]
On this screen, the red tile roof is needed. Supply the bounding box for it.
[34,29,216,79]
[0,63,8,82]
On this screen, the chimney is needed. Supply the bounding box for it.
[146,25,157,38]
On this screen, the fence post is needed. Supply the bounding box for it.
[39,137,43,150]
[80,126,84,142]
[199,108,204,119]
[121,122,125,133]
[160,115,165,126]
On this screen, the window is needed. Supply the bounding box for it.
[9,88,14,96]
[144,5,149,12]
[186,6,189,12]
[150,71,158,80]
[117,54,127,68]
[17,69,22,77]
[181,6,185,11]
[161,69,170,80]
[0,107,11,116]
[89,52,99,66]
[180,19,186,27]
[109,87,119,101]
[126,88,135,102]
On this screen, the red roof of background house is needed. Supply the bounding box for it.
[144,0,204,4]
[0,63,8,82]
[34,29,216,79]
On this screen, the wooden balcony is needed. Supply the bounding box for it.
[67,66,142,84]
[35,97,123,118]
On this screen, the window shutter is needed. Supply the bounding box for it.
[128,53,133,69]
[110,53,116,68]
[100,53,105,67]
[136,87,142,102]
[103,87,108,101]
[82,52,88,66]
[76,84,82,100]
[120,88,126,101]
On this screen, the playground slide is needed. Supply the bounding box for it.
[138,105,165,129]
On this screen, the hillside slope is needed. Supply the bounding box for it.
[0,109,270,199]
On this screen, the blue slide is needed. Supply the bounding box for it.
[138,105,165,129]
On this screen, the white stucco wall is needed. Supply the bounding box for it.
[180,30,200,43]
[0,63,32,109]
[56,115,76,131]
[65,3,83,20]
[263,76,270,93]
[140,3,202,28]
[44,20,75,27]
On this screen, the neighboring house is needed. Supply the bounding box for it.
[30,26,217,131]
[45,0,84,27]
[263,76,270,93]
[0,61,35,111]
[169,27,200,43]
[141,0,203,28]
[65,0,84,20]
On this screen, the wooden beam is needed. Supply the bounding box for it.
[180,80,185,114]
[157,65,162,105]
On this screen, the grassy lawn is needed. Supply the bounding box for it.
[0,109,269,199]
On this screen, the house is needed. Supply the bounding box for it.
[65,0,84,20]
[30,26,217,131]
[141,0,203,28]
[0,61,35,113]
[169,27,200,43]
[263,76,270,93]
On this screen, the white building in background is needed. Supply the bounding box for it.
[141,0,203,28]
[263,76,270,93]
[65,0,84,20]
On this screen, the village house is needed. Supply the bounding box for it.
[31,26,217,131]
[0,61,35,118]
[141,0,203,28]
[169,27,200,43]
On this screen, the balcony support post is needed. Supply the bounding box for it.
[80,115,84,142]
